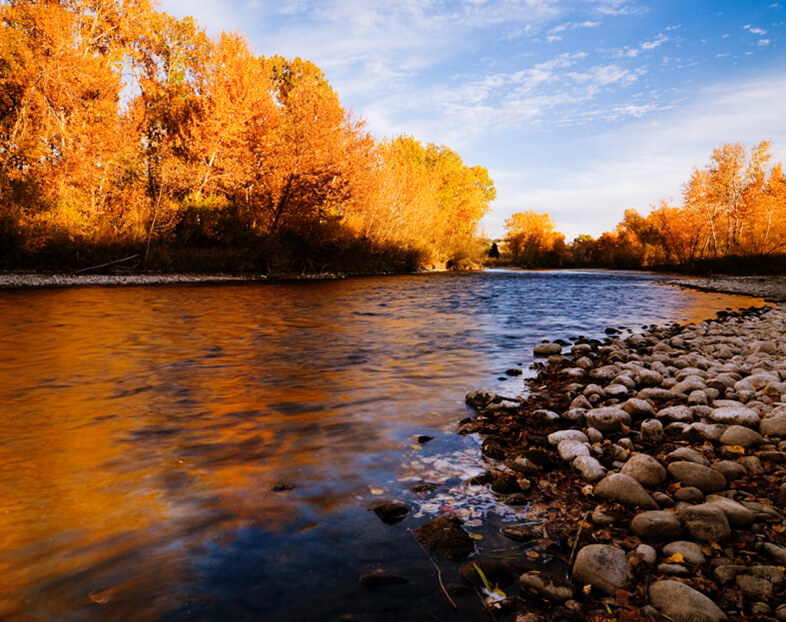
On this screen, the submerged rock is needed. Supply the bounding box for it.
[520,571,575,603]
[370,500,410,524]
[414,515,475,561]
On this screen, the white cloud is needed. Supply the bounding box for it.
[744,25,768,35]
[481,71,786,239]
[759,39,771,46]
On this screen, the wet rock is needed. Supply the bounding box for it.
[719,425,764,447]
[491,472,521,494]
[667,461,727,493]
[709,406,761,428]
[640,418,664,442]
[534,341,562,356]
[414,515,475,561]
[665,447,710,466]
[621,453,667,487]
[585,407,631,433]
[557,439,590,462]
[589,365,620,382]
[573,456,606,483]
[370,500,410,524]
[519,570,575,603]
[572,544,632,595]
[630,510,683,540]
[460,559,514,588]
[505,454,542,475]
[595,473,658,510]
[649,580,727,621]
[674,486,704,504]
[663,541,705,565]
[360,569,409,587]
[531,409,560,423]
[705,495,755,527]
[500,524,539,542]
[678,503,732,542]
[547,430,588,445]
[711,460,746,481]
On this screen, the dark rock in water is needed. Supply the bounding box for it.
[460,558,514,588]
[271,483,296,492]
[360,569,409,587]
[370,500,410,524]
[482,437,508,460]
[505,368,523,376]
[415,515,475,561]
[500,524,540,542]
[467,472,493,486]
[491,472,521,494]
[417,435,434,444]
[504,493,529,506]
[412,481,438,494]
[520,570,575,602]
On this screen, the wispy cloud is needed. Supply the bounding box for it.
[744,24,768,35]
[608,33,669,58]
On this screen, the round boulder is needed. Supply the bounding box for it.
[667,461,727,493]
[630,510,683,540]
[621,453,667,487]
[595,473,658,510]
[649,580,727,621]
[572,544,632,595]
[585,407,631,433]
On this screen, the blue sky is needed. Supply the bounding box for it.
[157,0,786,240]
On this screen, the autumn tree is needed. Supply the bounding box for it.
[504,210,565,267]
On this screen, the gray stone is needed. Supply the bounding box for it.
[673,376,707,394]
[711,460,746,481]
[594,473,658,510]
[572,544,632,594]
[629,543,657,568]
[678,503,732,542]
[569,394,592,410]
[573,456,606,483]
[662,541,705,565]
[736,574,775,599]
[585,407,631,433]
[638,387,680,402]
[519,571,575,603]
[621,453,666,487]
[667,461,727,493]
[547,430,588,445]
[640,418,664,442]
[648,580,727,622]
[652,491,675,508]
[761,413,786,437]
[657,563,690,576]
[558,439,590,462]
[630,510,683,540]
[719,425,764,448]
[709,406,761,428]
[622,398,656,418]
[638,369,664,387]
[686,422,727,441]
[674,486,704,503]
[586,427,603,443]
[589,365,621,382]
[505,454,543,475]
[705,495,755,527]
[657,405,694,423]
[665,447,710,466]
[777,603,786,622]
[762,542,786,565]
[739,455,764,473]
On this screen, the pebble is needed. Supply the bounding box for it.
[662,540,706,565]
[584,407,631,433]
[572,455,606,483]
[640,418,664,442]
[678,503,732,542]
[620,453,667,486]
[709,406,761,428]
[667,461,727,493]
[719,425,764,447]
[630,510,683,540]
[594,473,658,510]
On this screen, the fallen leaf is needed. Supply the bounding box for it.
[583,584,592,596]
[664,553,684,564]
[725,445,745,455]
[370,488,385,495]
[470,533,484,540]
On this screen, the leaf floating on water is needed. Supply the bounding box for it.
[470,533,484,540]
[88,587,117,605]
[410,444,423,450]
[370,488,385,495]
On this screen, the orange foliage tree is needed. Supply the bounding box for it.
[504,210,565,267]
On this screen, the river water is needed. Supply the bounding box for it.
[0,270,761,621]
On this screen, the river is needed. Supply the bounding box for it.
[0,270,762,621]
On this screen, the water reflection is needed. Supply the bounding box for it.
[0,270,762,620]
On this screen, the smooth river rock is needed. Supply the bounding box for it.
[585,407,631,433]
[621,453,667,487]
[719,425,764,448]
[760,413,786,437]
[630,510,683,540]
[677,503,732,542]
[709,406,761,428]
[649,580,727,621]
[667,461,727,493]
[594,473,658,510]
[572,544,632,594]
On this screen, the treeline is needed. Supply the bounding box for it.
[0,0,495,273]
[501,141,786,272]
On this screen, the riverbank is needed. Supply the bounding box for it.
[666,275,786,303]
[431,298,786,620]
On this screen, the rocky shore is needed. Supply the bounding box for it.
[412,300,786,621]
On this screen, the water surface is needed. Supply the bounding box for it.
[0,270,761,620]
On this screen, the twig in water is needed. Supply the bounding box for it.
[409,529,457,609]
[472,586,498,622]
[72,254,140,274]
[567,511,590,579]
